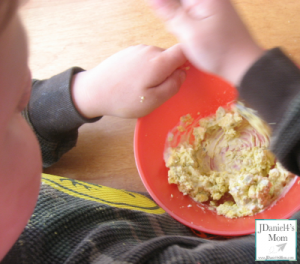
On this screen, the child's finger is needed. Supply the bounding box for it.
[150,44,187,84]
[161,43,187,68]
[148,68,186,104]
[147,0,181,21]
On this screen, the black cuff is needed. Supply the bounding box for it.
[29,67,101,142]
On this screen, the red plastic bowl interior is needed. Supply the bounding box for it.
[134,62,300,236]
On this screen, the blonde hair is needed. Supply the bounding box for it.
[0,0,19,35]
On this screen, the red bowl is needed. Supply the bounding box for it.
[134,62,300,236]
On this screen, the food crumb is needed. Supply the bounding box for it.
[187,204,192,207]
[171,194,173,198]
[139,96,145,103]
[180,114,193,125]
[167,133,174,142]
[177,125,185,132]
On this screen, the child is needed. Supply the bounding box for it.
[1,0,299,263]
[0,0,187,260]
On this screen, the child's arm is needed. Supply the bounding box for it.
[149,0,300,175]
[148,0,263,86]
[25,44,186,168]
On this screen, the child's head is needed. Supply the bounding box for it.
[0,0,42,259]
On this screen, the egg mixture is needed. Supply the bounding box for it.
[164,106,294,218]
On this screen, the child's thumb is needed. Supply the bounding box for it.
[152,44,187,83]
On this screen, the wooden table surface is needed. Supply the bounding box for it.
[20,0,300,192]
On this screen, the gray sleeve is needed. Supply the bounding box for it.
[22,67,101,168]
[239,48,300,175]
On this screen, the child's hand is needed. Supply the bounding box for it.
[148,0,264,85]
[72,44,186,119]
